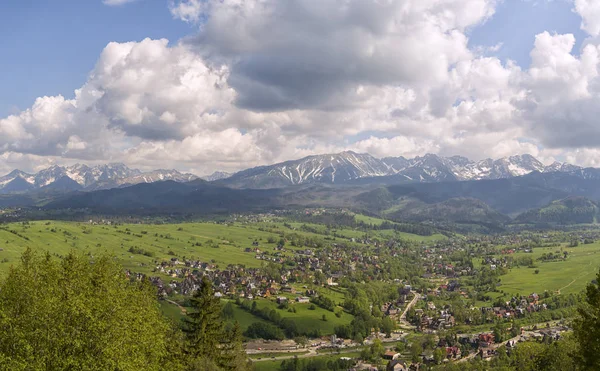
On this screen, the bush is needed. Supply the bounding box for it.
[243,322,285,340]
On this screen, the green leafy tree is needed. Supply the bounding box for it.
[433,348,444,365]
[411,342,423,364]
[536,334,579,371]
[0,249,177,371]
[381,316,395,337]
[511,342,545,371]
[573,269,600,369]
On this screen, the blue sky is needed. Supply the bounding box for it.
[469,0,586,65]
[0,0,191,117]
[1,0,600,173]
[0,0,587,118]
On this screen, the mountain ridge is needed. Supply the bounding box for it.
[218,151,587,189]
[0,163,198,194]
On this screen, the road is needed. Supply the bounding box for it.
[398,291,420,329]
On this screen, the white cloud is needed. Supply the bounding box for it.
[575,0,600,37]
[169,0,206,23]
[7,0,600,175]
[103,0,138,6]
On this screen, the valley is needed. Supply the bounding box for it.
[1,211,598,369]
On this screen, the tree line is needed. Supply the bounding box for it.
[0,249,252,371]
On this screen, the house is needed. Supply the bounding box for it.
[306,289,318,297]
[383,351,400,360]
[281,286,296,294]
[478,333,495,348]
[277,296,288,304]
[387,360,408,371]
[445,346,461,359]
[296,296,310,303]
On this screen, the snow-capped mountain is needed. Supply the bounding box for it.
[202,171,233,182]
[219,152,585,188]
[0,164,198,194]
[222,151,391,188]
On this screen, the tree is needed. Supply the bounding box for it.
[493,322,505,343]
[573,269,600,369]
[411,342,423,364]
[244,322,285,340]
[433,348,444,365]
[184,276,225,365]
[0,249,178,370]
[381,316,395,337]
[370,338,385,360]
[512,342,545,371]
[222,302,235,320]
[221,322,253,371]
[536,334,579,371]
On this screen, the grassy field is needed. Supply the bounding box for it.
[160,299,276,332]
[0,221,297,275]
[496,243,600,296]
[0,219,443,277]
[252,298,353,336]
[253,352,361,371]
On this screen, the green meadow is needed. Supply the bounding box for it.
[252,298,354,336]
[0,218,440,277]
[496,242,600,296]
[252,352,362,371]
[0,220,295,275]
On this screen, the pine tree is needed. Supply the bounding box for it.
[184,276,225,365]
[222,322,252,371]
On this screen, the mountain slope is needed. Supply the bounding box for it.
[0,164,198,193]
[202,171,232,181]
[219,152,583,189]
[514,196,600,224]
[45,181,279,214]
[0,177,35,194]
[221,151,391,188]
[388,197,511,224]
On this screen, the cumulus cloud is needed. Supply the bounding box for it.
[169,0,206,23]
[575,0,600,37]
[177,0,498,111]
[7,0,600,174]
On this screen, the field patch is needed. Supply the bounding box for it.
[496,243,600,296]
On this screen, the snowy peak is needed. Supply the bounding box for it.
[224,151,391,188]
[222,152,583,188]
[202,171,233,181]
[0,164,198,193]
[266,151,390,184]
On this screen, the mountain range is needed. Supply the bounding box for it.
[5,151,600,231]
[0,151,594,195]
[216,151,588,188]
[0,164,197,194]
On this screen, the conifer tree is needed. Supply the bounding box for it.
[183,275,227,366]
[222,322,253,371]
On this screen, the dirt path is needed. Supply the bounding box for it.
[556,262,592,294]
[398,291,420,329]
[166,299,187,314]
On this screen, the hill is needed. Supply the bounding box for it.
[514,196,600,225]
[387,197,511,225]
